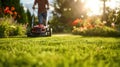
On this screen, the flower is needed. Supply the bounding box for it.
[86,18,91,23]
[80,27,84,31]
[72,18,82,26]
[4,9,10,14]
[103,21,107,24]
[11,7,15,11]
[83,26,87,30]
[9,11,13,15]
[111,23,115,28]
[5,7,9,10]
[14,11,17,15]
[4,7,11,14]
[3,6,20,19]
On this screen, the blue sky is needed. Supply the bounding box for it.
[20,0,53,4]
[20,0,53,6]
[20,0,120,17]
[20,0,54,12]
[20,0,54,20]
[20,0,34,4]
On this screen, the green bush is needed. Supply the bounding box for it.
[72,17,120,37]
[14,24,26,36]
[0,17,26,38]
[0,17,11,38]
[50,16,72,33]
[72,26,120,37]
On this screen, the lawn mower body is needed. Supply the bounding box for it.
[27,9,52,37]
[27,25,52,37]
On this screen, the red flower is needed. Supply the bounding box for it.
[4,7,10,14]
[3,6,20,19]
[9,11,13,15]
[4,10,9,13]
[5,7,9,10]
[72,18,82,26]
[11,7,15,11]
[14,11,17,15]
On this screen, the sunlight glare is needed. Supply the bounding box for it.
[84,0,119,16]
[85,0,102,16]
[106,0,117,9]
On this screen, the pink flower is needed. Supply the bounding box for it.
[111,23,115,28]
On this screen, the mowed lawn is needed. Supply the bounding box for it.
[0,35,120,67]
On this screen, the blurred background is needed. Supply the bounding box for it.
[1,0,120,37]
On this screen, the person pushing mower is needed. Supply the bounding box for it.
[27,0,52,37]
[33,0,49,28]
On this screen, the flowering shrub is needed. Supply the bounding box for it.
[72,18,82,26]
[72,18,120,37]
[0,17,26,38]
[0,6,20,20]
[0,6,25,38]
[4,6,19,19]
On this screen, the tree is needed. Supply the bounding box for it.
[26,9,32,27]
[51,0,87,32]
[100,0,109,21]
[0,0,1,7]
[116,9,120,25]
[53,0,86,23]
[0,0,2,17]
[101,0,120,26]
[17,5,28,24]
[106,7,117,26]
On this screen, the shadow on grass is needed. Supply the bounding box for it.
[8,35,51,38]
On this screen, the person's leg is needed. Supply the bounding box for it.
[42,11,47,25]
[38,13,44,27]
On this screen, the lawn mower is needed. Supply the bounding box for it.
[27,9,52,37]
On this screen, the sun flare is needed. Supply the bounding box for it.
[85,0,102,16]
[83,0,119,16]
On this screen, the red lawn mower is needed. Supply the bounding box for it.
[27,9,52,37]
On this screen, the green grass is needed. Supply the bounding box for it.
[0,35,120,67]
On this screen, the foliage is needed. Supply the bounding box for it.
[13,24,26,36]
[0,0,1,7]
[53,0,87,19]
[0,17,26,38]
[0,0,2,10]
[0,17,10,38]
[72,17,120,37]
[17,5,28,24]
[100,1,120,26]
[0,0,27,24]
[115,8,120,25]
[51,0,87,33]
[0,36,120,67]
[100,0,108,21]
[26,9,32,28]
[72,26,120,37]
[50,16,71,33]
[105,8,120,26]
